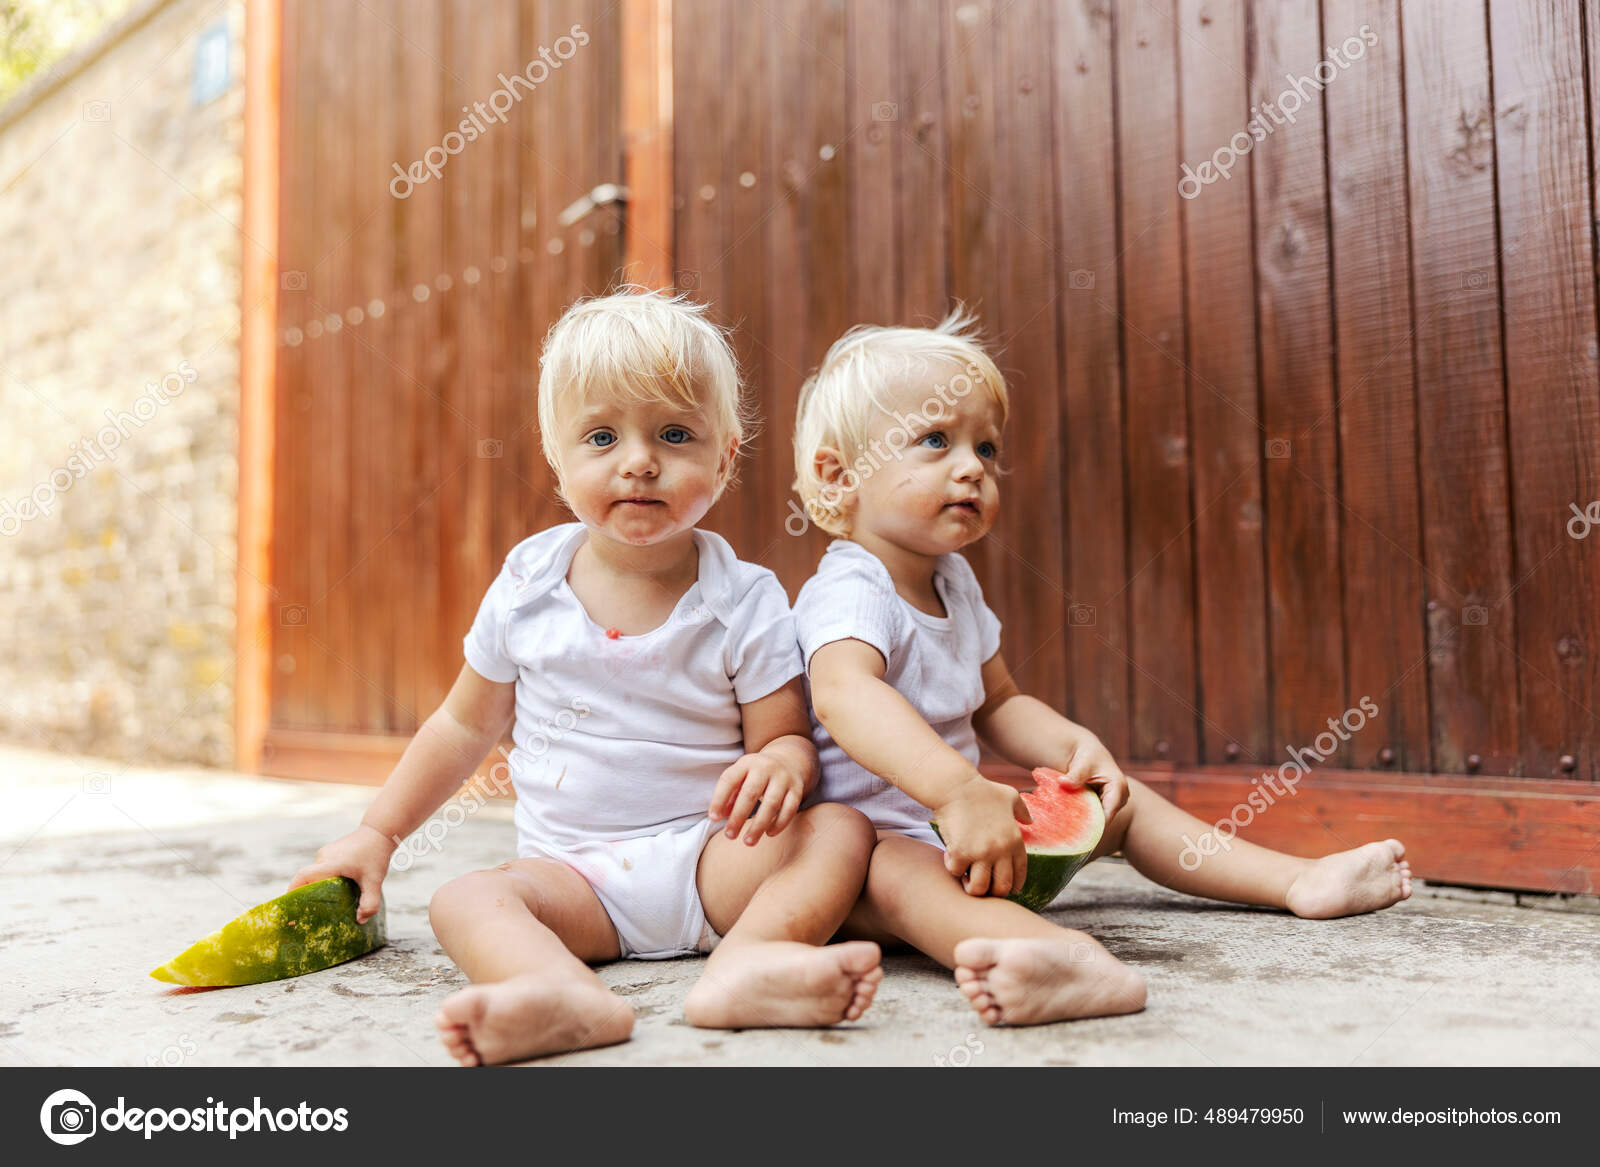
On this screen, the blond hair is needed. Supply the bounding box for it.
[538,286,751,498]
[792,309,1009,537]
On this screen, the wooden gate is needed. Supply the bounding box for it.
[240,0,1600,894]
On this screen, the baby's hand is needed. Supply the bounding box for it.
[1058,733,1130,822]
[288,823,395,924]
[933,776,1032,898]
[710,753,806,845]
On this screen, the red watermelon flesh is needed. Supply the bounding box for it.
[930,767,1106,911]
[1010,768,1106,910]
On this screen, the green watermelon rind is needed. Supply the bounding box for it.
[150,876,386,987]
[929,776,1106,913]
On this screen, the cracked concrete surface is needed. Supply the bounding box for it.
[4,744,1598,1067]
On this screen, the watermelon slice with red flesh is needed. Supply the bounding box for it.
[933,767,1106,911]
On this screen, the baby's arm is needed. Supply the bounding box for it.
[710,677,819,845]
[288,662,515,920]
[972,651,1130,820]
[809,638,1032,898]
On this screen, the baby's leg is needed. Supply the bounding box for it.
[428,858,634,1065]
[684,803,883,1029]
[852,833,1146,1026]
[1102,778,1411,918]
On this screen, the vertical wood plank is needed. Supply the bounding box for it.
[1495,0,1600,779]
[623,0,674,288]
[1323,0,1431,771]
[894,0,949,323]
[1055,0,1130,758]
[721,1,772,562]
[849,0,898,323]
[1401,0,1521,773]
[1251,0,1349,760]
[1177,0,1271,762]
[764,0,849,590]
[990,0,1068,713]
[312,0,354,732]
[1116,0,1199,764]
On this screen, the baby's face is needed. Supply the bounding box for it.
[847,363,1002,557]
[555,385,732,546]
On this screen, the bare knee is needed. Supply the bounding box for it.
[428,867,516,935]
[792,802,876,863]
[863,834,937,920]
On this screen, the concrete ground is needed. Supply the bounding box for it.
[4,744,1598,1067]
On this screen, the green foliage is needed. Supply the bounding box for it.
[0,0,136,108]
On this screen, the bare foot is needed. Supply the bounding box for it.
[434,973,634,1066]
[1285,839,1412,919]
[683,940,883,1029]
[953,936,1146,1026]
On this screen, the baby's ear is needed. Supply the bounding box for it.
[813,445,848,489]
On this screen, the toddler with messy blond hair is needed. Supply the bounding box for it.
[792,311,1413,1026]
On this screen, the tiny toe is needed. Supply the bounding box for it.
[953,938,1000,971]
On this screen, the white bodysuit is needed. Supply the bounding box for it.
[792,539,1003,846]
[462,522,803,957]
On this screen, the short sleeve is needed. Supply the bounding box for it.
[944,552,1003,661]
[461,561,521,683]
[724,574,805,703]
[792,545,906,674]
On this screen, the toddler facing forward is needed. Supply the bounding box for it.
[291,290,881,1065]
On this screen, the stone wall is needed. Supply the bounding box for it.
[0,0,245,766]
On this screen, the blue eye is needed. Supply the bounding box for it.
[919,432,948,450]
[662,427,692,444]
[977,441,998,460]
[586,430,616,448]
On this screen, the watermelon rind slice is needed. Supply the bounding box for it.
[150,876,386,986]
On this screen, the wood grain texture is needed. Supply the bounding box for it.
[1322,0,1430,773]
[1177,0,1271,763]
[1055,0,1130,758]
[1250,0,1349,762]
[1115,0,1199,765]
[1401,0,1520,773]
[1494,0,1600,779]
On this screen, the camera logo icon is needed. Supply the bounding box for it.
[476,438,504,459]
[1069,603,1097,627]
[41,1088,97,1145]
[872,101,898,121]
